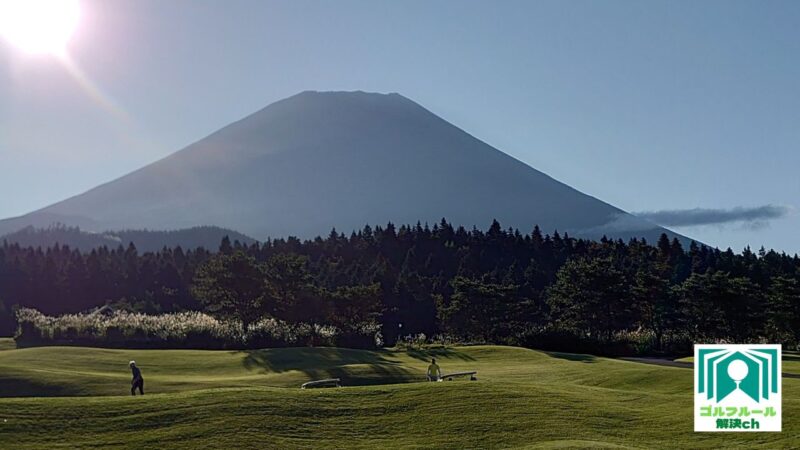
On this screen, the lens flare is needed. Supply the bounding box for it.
[59,53,130,122]
[0,0,81,56]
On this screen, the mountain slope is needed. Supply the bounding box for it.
[0,91,686,244]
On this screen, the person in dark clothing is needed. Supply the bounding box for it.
[130,361,144,395]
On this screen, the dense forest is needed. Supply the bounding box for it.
[1,219,799,354]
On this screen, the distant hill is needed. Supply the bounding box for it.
[0,90,689,245]
[1,225,256,252]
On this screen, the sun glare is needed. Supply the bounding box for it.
[0,0,81,56]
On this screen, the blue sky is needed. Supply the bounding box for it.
[1,0,798,253]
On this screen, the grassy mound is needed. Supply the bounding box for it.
[676,352,800,376]
[0,338,15,351]
[0,345,797,448]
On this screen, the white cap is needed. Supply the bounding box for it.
[129,360,136,366]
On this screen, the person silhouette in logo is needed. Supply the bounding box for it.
[427,358,442,382]
[130,360,144,395]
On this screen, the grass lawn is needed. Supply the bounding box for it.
[786,351,800,375]
[677,351,800,375]
[0,344,797,449]
[0,337,16,351]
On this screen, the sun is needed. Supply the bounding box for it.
[0,0,81,56]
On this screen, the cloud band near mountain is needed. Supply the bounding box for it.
[634,205,791,227]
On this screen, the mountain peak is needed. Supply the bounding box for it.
[294,89,404,98]
[265,90,421,117]
[0,91,689,245]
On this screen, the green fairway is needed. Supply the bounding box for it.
[0,337,15,351]
[786,352,800,375]
[0,345,797,449]
[676,352,800,376]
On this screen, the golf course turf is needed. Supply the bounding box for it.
[0,340,797,449]
[676,352,800,376]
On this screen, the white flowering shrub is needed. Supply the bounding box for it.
[14,308,380,349]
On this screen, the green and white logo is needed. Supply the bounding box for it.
[694,344,781,432]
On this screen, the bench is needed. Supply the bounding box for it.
[440,371,477,381]
[301,378,341,389]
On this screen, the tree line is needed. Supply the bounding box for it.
[1,219,799,354]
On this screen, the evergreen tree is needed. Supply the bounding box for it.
[263,253,313,321]
[547,257,630,342]
[631,263,677,350]
[766,276,800,344]
[436,276,520,342]
[192,251,265,329]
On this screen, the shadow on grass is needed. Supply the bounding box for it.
[544,351,597,363]
[242,348,418,386]
[404,347,476,363]
[0,373,84,397]
[782,353,800,362]
[0,338,17,351]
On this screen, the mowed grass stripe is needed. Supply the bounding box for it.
[0,337,15,351]
[0,345,797,448]
[2,382,798,449]
[0,345,693,396]
[677,351,800,376]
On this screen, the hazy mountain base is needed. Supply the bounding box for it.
[0,225,256,252]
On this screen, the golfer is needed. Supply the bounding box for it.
[130,361,144,396]
[427,358,442,382]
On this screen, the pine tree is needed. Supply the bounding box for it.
[192,251,265,329]
[547,257,630,342]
